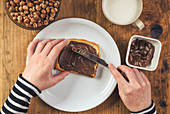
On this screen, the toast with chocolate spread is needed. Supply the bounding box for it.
[56,39,100,77]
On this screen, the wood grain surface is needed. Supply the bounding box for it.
[0,0,169,114]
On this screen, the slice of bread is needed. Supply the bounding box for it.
[56,39,100,77]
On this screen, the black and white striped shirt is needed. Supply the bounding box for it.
[0,74,156,114]
[0,74,41,114]
[131,100,157,114]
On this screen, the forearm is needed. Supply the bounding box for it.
[0,74,41,114]
[131,100,157,114]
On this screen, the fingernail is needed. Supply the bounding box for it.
[109,64,114,68]
[33,39,39,42]
[108,64,111,68]
[63,39,68,44]
[64,39,68,42]
[133,68,137,71]
[58,38,65,41]
[65,71,70,75]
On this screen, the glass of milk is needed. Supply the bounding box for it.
[102,0,144,30]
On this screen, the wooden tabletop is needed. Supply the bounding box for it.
[0,0,169,114]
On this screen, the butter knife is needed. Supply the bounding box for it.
[71,47,129,82]
[72,47,108,67]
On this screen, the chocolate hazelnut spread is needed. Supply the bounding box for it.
[58,41,98,77]
[128,39,155,67]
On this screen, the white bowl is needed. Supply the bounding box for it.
[126,35,162,71]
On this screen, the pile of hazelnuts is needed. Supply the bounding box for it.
[6,0,60,28]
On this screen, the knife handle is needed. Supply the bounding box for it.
[117,69,129,82]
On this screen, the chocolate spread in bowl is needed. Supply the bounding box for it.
[58,41,98,77]
[128,39,155,67]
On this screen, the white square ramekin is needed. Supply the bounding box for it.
[126,35,162,71]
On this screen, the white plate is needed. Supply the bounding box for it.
[32,18,121,112]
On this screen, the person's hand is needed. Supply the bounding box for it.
[23,39,70,91]
[108,64,151,112]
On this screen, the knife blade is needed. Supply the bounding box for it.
[71,47,129,82]
[72,47,108,67]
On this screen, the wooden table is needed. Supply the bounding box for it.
[0,0,169,114]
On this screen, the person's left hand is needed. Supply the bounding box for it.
[23,39,70,91]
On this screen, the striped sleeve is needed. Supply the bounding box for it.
[0,74,41,114]
[131,100,157,114]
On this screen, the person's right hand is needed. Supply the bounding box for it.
[108,64,152,112]
[23,39,70,91]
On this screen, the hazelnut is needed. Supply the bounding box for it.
[10,12,15,17]
[9,6,14,12]
[14,0,20,4]
[42,4,47,9]
[49,17,54,21]
[13,16,17,21]
[26,23,30,27]
[17,16,22,21]
[35,11,41,15]
[54,2,59,8]
[41,9,46,14]
[38,19,41,23]
[24,10,29,14]
[46,7,50,13]
[14,12,19,16]
[41,21,44,25]
[26,0,30,3]
[44,20,49,25]
[49,2,53,6]
[29,8,35,12]
[55,8,58,12]
[34,14,39,20]
[34,1,39,4]
[18,20,22,24]
[10,1,15,6]
[38,0,43,2]
[15,6,19,12]
[40,3,43,6]
[33,12,37,15]
[20,12,25,16]
[24,18,30,23]
[38,22,42,27]
[27,3,34,7]
[28,15,31,19]
[6,2,10,9]
[40,14,46,19]
[50,13,56,17]
[23,16,28,20]
[36,5,41,11]
[31,18,36,23]
[52,0,56,3]
[33,23,38,27]
[49,0,55,3]
[45,1,49,5]
[19,6,23,12]
[30,13,33,17]
[51,8,56,13]
[23,5,28,10]
[30,21,33,25]
[20,1,25,6]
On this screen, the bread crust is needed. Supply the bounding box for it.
[56,39,100,78]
